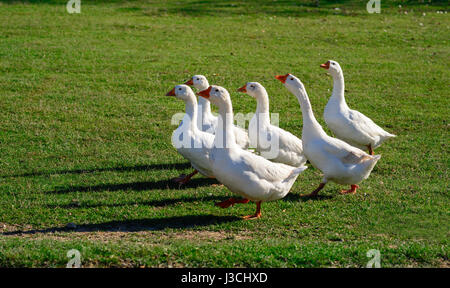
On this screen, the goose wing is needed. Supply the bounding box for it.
[347,109,391,138]
[321,136,371,165]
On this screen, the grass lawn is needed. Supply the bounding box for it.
[0,0,448,267]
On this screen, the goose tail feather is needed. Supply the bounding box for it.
[286,165,308,180]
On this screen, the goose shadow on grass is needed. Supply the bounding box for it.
[2,162,192,179]
[46,177,221,194]
[46,194,231,209]
[143,0,449,18]
[46,191,331,210]
[283,192,334,202]
[1,215,242,236]
[153,0,349,17]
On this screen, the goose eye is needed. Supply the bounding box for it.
[290,77,294,80]
[196,78,199,80]
[178,88,182,90]
[215,89,219,92]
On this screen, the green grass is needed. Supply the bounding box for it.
[0,0,448,267]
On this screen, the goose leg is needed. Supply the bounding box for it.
[215,198,250,208]
[301,182,326,197]
[368,145,374,155]
[242,201,262,220]
[172,170,198,185]
[340,184,359,195]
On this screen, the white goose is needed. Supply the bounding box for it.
[238,82,307,166]
[197,85,307,219]
[321,60,396,155]
[276,74,380,196]
[166,85,214,185]
[184,75,218,134]
[185,75,250,149]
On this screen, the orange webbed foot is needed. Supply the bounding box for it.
[300,192,319,198]
[242,201,262,220]
[215,199,234,208]
[215,198,249,208]
[242,212,261,220]
[171,170,198,185]
[340,184,359,195]
[301,183,325,197]
[211,184,224,187]
[172,174,187,183]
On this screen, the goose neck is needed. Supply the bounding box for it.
[292,86,326,140]
[215,102,237,148]
[255,91,270,124]
[331,73,347,108]
[198,95,213,116]
[184,97,199,132]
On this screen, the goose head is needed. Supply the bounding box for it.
[185,75,209,91]
[166,84,196,102]
[275,73,305,95]
[197,85,230,108]
[320,60,342,77]
[237,82,266,99]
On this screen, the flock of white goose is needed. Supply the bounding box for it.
[165,60,396,219]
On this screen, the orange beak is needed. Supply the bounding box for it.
[184,78,194,86]
[237,84,247,93]
[197,86,212,98]
[275,74,290,84]
[320,61,330,69]
[166,88,176,96]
